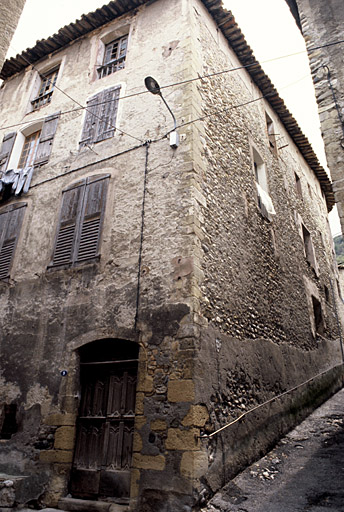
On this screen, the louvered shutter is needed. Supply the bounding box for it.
[95,87,120,142]
[76,175,109,262]
[80,94,100,147]
[51,182,84,267]
[0,203,26,280]
[0,132,16,172]
[34,112,60,166]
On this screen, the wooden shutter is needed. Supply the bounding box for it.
[76,175,109,262]
[34,112,60,166]
[0,132,16,172]
[51,182,84,267]
[80,95,100,147]
[0,203,26,280]
[95,87,120,142]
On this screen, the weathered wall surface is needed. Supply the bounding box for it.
[0,0,201,509]
[292,0,344,233]
[186,0,344,501]
[0,0,25,73]
[0,0,343,510]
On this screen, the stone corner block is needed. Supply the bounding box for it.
[167,380,195,402]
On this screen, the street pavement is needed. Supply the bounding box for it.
[201,387,344,512]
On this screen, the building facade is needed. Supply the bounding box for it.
[286,0,344,235]
[0,0,26,73]
[0,0,343,511]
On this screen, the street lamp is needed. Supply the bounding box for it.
[144,76,179,148]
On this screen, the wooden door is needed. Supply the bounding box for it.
[70,361,137,502]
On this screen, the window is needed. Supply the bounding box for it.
[295,172,303,200]
[265,112,278,155]
[0,112,60,173]
[0,132,16,173]
[311,295,324,335]
[0,202,26,279]
[80,87,120,147]
[97,36,128,79]
[252,147,275,221]
[0,404,17,439]
[302,223,318,275]
[50,175,109,268]
[31,68,59,110]
[18,130,40,168]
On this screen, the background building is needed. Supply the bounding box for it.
[0,0,343,511]
[0,0,26,72]
[286,0,344,235]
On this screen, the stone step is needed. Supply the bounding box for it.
[58,497,128,512]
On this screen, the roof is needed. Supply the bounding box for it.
[0,0,334,210]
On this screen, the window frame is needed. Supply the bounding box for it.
[97,35,128,79]
[49,174,110,270]
[31,66,60,111]
[265,112,278,156]
[0,202,27,280]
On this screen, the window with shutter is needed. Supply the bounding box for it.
[0,132,16,173]
[31,67,59,111]
[50,175,109,269]
[0,203,26,280]
[97,36,128,79]
[80,88,120,147]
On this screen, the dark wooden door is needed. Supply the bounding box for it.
[70,361,137,502]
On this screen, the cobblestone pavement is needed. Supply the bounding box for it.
[201,387,344,512]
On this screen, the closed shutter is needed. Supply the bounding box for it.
[0,132,16,172]
[34,112,60,165]
[51,182,84,267]
[80,87,120,146]
[0,203,26,280]
[79,95,99,147]
[51,175,109,268]
[76,176,109,262]
[95,87,120,142]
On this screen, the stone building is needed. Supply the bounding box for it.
[0,0,26,73]
[286,0,344,235]
[0,0,343,511]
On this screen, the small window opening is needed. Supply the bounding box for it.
[324,285,330,303]
[337,279,343,302]
[302,224,316,268]
[295,172,303,200]
[308,183,312,199]
[0,404,17,439]
[265,113,278,155]
[31,68,59,110]
[312,295,324,335]
[98,35,128,79]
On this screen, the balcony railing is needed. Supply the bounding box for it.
[97,57,126,79]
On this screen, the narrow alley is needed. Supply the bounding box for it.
[202,387,344,512]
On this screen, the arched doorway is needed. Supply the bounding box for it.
[70,339,139,503]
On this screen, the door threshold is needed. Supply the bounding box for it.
[58,497,129,512]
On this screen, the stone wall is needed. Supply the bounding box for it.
[292,0,344,233]
[188,0,344,500]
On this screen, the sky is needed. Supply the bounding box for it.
[6,0,341,235]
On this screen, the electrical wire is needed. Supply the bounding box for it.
[8,48,144,144]
[1,36,343,134]
[200,362,344,439]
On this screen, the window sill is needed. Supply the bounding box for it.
[47,255,101,272]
